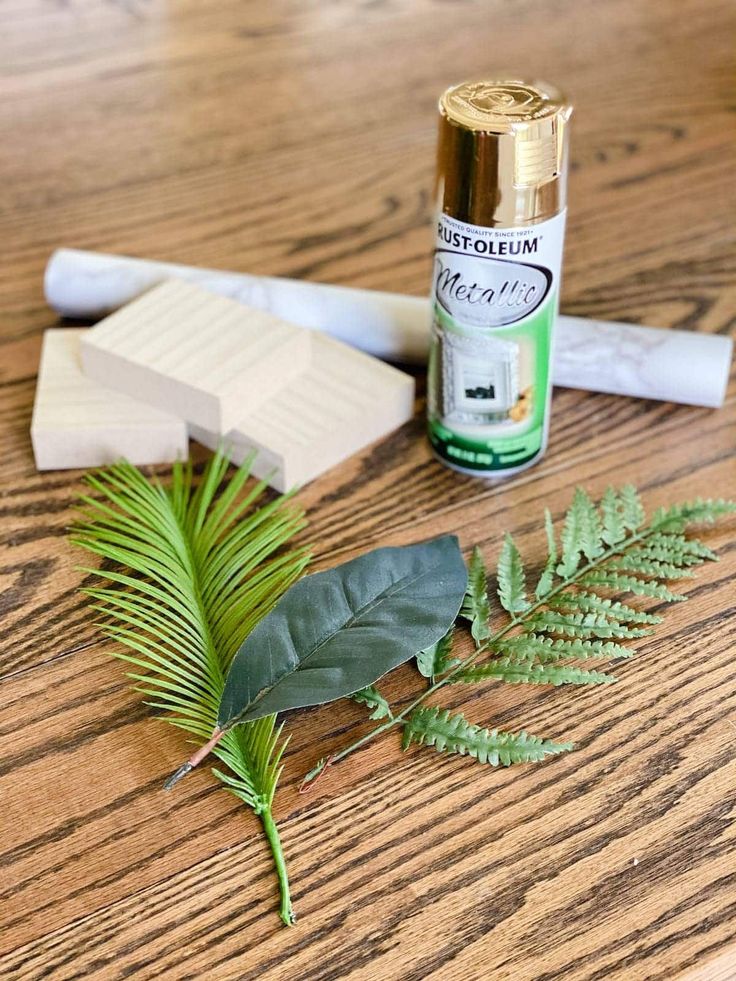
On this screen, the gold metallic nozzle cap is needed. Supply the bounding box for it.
[437,78,572,226]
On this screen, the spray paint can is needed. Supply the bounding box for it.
[427,79,572,476]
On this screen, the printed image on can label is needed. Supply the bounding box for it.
[428,211,566,474]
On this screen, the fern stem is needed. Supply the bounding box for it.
[261,807,295,926]
[302,524,658,786]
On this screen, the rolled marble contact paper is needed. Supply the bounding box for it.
[45,249,732,408]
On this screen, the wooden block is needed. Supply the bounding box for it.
[190,333,415,491]
[31,329,188,471]
[79,280,312,433]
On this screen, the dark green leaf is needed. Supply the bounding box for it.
[218,535,468,727]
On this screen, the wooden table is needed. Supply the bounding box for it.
[2,1,735,978]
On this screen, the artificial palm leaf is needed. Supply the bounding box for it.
[73,450,310,925]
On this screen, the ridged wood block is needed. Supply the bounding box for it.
[79,280,312,432]
[190,333,415,492]
[31,329,188,470]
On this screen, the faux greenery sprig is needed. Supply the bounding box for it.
[73,451,310,925]
[74,458,734,927]
[300,486,735,782]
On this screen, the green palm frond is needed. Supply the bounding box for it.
[72,450,310,924]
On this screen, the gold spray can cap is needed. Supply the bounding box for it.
[437,79,572,226]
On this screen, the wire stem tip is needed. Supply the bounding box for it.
[163,727,225,791]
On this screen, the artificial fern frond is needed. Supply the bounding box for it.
[402,706,573,765]
[497,534,530,614]
[73,450,310,925]
[417,627,458,683]
[460,546,492,644]
[351,685,392,720]
[431,491,732,713]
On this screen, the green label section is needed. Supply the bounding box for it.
[427,293,556,474]
[428,419,543,471]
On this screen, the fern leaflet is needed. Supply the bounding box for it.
[497,534,530,614]
[351,686,392,720]
[453,659,616,686]
[460,546,492,644]
[402,707,573,765]
[417,627,458,683]
[496,634,635,663]
[535,508,558,599]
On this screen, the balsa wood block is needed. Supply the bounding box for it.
[79,280,312,433]
[190,333,415,491]
[31,329,188,470]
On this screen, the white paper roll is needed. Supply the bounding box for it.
[44,248,732,408]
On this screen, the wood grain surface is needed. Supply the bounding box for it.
[1,1,735,978]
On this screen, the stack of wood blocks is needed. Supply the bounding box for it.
[31,280,416,489]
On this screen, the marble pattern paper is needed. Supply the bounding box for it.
[45,249,732,408]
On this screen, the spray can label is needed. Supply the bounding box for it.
[428,210,566,474]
